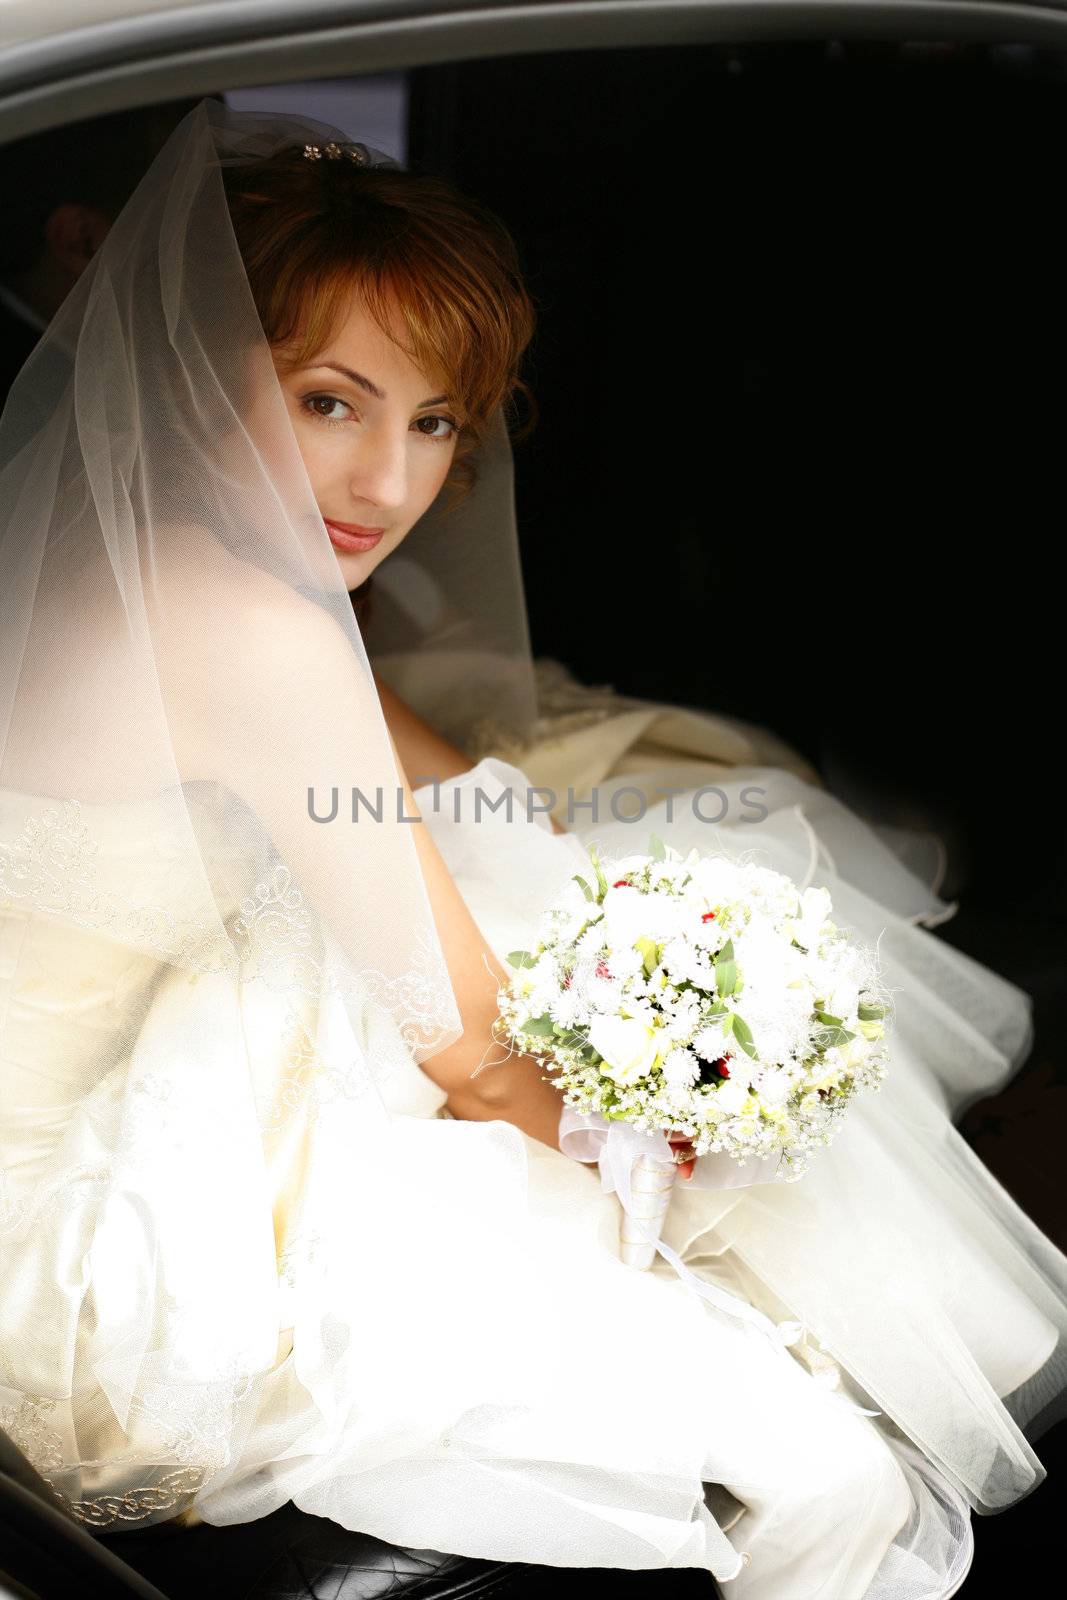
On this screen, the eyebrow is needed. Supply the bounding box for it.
[312,361,450,409]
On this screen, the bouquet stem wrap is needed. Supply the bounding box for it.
[559,1105,882,1418]
[619,1148,678,1269]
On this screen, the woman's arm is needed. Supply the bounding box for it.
[374,713,694,1177]
[373,668,567,836]
[380,718,573,1148]
[372,670,475,788]
[213,602,571,1154]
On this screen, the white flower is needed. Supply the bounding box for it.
[549,987,584,1029]
[602,853,649,879]
[575,922,608,960]
[662,1046,700,1091]
[660,936,716,988]
[600,884,680,950]
[825,976,860,1021]
[587,1015,661,1087]
[713,1075,752,1115]
[662,990,702,1042]
[603,944,644,982]
[756,1067,791,1108]
[692,1022,730,1062]
[801,886,833,924]
[690,856,745,903]
[788,885,833,951]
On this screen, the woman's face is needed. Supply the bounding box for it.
[273,288,461,590]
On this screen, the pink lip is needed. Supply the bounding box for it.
[324,518,386,552]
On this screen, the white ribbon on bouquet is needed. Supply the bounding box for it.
[558,1103,882,1418]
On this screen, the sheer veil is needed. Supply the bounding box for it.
[0,96,538,1524]
[0,92,539,1050]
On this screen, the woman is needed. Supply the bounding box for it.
[0,98,1061,1599]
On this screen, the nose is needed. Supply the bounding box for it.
[349,421,408,517]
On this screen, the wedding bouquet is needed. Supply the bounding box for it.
[494,835,892,1267]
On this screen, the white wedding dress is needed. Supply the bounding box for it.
[1,748,1063,1600]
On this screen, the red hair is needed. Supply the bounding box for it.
[222,146,538,520]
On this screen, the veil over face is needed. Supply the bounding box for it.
[0,94,539,1058]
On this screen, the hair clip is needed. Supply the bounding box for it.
[303,141,368,164]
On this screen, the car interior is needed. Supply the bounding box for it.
[1,2,1064,1594]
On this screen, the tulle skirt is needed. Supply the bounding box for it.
[182,754,1065,1597]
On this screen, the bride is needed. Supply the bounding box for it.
[1,97,1063,1599]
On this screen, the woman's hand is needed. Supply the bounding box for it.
[667,1130,698,1181]
[578,1130,697,1178]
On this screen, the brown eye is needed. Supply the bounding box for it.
[414,414,458,442]
[304,394,351,423]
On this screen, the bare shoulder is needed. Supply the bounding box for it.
[155,524,362,782]
[166,524,351,661]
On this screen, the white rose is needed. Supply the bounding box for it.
[800,886,833,924]
[605,853,649,878]
[587,1015,661,1087]
[712,1076,751,1115]
[598,886,650,951]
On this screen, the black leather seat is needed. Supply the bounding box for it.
[1,1424,716,1598]
[94,1503,534,1599]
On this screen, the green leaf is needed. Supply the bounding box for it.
[858,1002,886,1021]
[648,833,666,862]
[813,1024,856,1050]
[634,935,660,978]
[814,1009,844,1027]
[521,1014,557,1038]
[588,847,609,899]
[506,950,537,969]
[573,874,595,902]
[731,1013,759,1060]
[715,938,737,998]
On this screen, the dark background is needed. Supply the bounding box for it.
[410,31,1066,1218]
[409,43,1067,1590]
[411,37,1063,919]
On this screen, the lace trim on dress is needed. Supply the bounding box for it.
[231,860,460,1066]
[0,797,459,1063]
[0,797,234,971]
[54,1468,206,1530]
[0,1394,208,1528]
